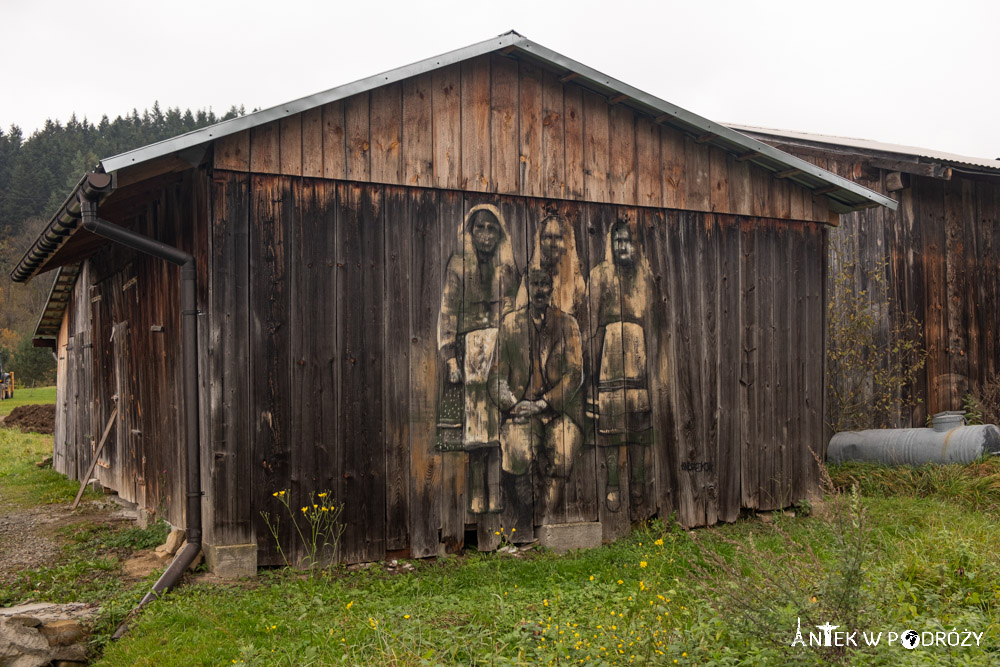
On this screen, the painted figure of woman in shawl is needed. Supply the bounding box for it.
[586,217,655,511]
[437,203,519,513]
[515,213,587,319]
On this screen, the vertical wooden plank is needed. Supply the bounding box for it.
[206,170,253,549]
[214,130,250,172]
[322,100,347,181]
[788,181,806,221]
[709,147,729,214]
[919,179,947,414]
[773,177,791,221]
[383,186,411,551]
[582,90,610,204]
[371,82,403,185]
[728,154,752,217]
[289,179,339,560]
[345,93,371,183]
[636,117,661,208]
[660,126,685,210]
[279,115,302,177]
[250,121,280,174]
[249,174,292,565]
[739,218,759,508]
[490,54,519,194]
[337,182,386,563]
[408,189,443,557]
[717,215,742,522]
[757,221,778,510]
[944,177,969,406]
[301,107,324,178]
[672,212,704,525]
[563,85,585,200]
[460,58,491,192]
[685,137,710,212]
[639,207,679,523]
[518,61,543,198]
[402,73,433,187]
[432,64,462,190]
[541,70,565,199]
[774,223,793,507]
[437,189,466,553]
[608,106,636,206]
[750,164,770,219]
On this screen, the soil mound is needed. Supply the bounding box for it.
[4,404,56,434]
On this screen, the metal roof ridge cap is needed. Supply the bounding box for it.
[520,39,897,211]
[101,31,528,174]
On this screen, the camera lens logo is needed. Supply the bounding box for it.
[901,630,919,649]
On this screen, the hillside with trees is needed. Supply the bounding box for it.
[0,102,244,385]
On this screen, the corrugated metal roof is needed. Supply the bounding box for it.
[727,124,1000,173]
[100,31,895,213]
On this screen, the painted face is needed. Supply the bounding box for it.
[612,226,635,266]
[527,269,554,312]
[471,212,501,255]
[539,219,566,266]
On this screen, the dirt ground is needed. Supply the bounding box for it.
[3,404,56,435]
[0,500,136,588]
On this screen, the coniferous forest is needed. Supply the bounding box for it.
[0,102,244,385]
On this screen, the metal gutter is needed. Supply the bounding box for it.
[11,173,114,283]
[76,194,204,639]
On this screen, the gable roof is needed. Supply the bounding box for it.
[12,30,896,287]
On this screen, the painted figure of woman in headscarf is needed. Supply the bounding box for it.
[437,204,519,513]
[586,217,655,511]
[515,213,586,319]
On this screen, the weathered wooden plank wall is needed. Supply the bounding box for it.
[214,54,830,225]
[51,170,209,533]
[207,173,824,564]
[785,146,1000,429]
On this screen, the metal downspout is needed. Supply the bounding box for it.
[77,193,203,639]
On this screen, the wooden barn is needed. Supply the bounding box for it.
[15,32,895,575]
[733,126,1000,428]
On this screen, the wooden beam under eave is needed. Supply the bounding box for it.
[695,132,717,144]
[736,151,762,162]
[559,72,581,84]
[812,185,838,196]
[608,93,629,105]
[774,168,801,179]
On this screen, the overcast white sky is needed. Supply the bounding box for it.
[4,0,999,160]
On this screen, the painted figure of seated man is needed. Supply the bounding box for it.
[491,267,584,511]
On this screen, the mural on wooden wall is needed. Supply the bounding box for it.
[586,218,654,511]
[436,204,519,514]
[436,205,657,523]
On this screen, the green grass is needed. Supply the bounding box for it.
[0,384,57,416]
[95,472,1000,666]
[0,428,96,508]
[5,434,999,665]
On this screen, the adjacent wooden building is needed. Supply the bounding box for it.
[16,33,894,572]
[734,126,1000,428]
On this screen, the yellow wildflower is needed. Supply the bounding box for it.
[272,491,279,497]
[617,579,623,585]
[640,561,648,568]
[346,600,354,610]
[589,575,594,581]
[654,538,663,546]
[318,492,328,498]
[403,614,410,619]
[301,507,308,513]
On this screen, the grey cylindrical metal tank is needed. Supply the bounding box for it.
[828,412,1000,465]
